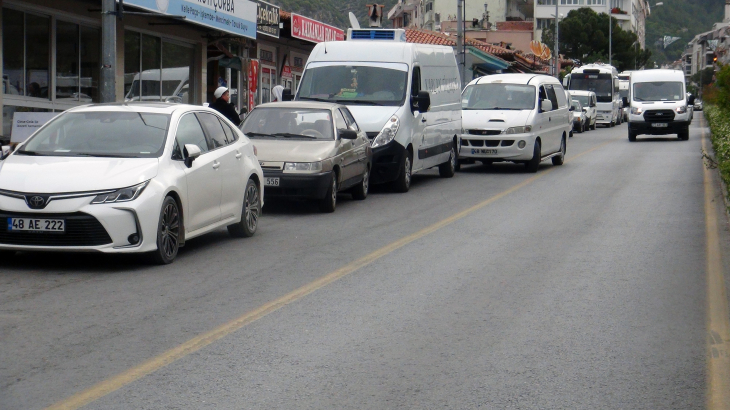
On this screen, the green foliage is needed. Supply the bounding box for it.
[646,0,723,65]
[540,8,651,72]
[704,104,730,203]
[691,67,715,89]
[267,0,398,29]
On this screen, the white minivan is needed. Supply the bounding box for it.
[626,69,694,141]
[293,28,461,192]
[459,74,571,172]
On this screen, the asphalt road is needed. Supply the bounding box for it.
[1,114,727,409]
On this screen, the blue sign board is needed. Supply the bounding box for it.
[120,0,257,39]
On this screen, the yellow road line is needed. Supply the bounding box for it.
[45,138,616,410]
[701,118,730,410]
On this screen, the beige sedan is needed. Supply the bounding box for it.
[241,101,372,212]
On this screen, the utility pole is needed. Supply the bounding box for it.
[101,0,116,103]
[554,2,559,77]
[608,2,612,67]
[457,0,464,86]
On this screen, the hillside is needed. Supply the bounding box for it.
[646,0,724,65]
[268,0,399,29]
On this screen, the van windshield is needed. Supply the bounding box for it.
[633,82,684,102]
[569,73,614,103]
[297,64,408,106]
[461,84,535,110]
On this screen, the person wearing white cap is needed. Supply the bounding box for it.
[209,86,241,126]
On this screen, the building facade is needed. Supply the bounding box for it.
[389,0,534,32]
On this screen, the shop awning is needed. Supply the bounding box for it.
[466,46,511,74]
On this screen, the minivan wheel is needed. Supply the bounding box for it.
[150,196,180,265]
[392,151,412,193]
[351,167,369,200]
[628,130,637,142]
[678,129,690,141]
[319,174,337,213]
[525,140,541,173]
[552,137,566,166]
[438,146,456,178]
[228,179,260,237]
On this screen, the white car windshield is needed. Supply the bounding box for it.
[462,84,535,110]
[18,111,170,158]
[242,108,334,140]
[573,95,590,107]
[297,64,408,106]
[633,82,684,102]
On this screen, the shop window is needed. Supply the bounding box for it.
[3,9,50,99]
[294,57,304,68]
[125,31,194,103]
[260,50,274,62]
[55,21,100,102]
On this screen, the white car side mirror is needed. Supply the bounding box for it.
[183,144,201,168]
[541,99,553,112]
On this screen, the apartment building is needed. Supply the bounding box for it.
[534,0,650,48]
[388,0,534,32]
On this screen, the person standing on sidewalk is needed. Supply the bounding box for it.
[210,86,241,126]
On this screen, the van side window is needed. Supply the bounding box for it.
[539,86,549,111]
[545,85,559,111]
[411,67,421,96]
[552,85,567,108]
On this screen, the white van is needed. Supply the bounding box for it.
[564,64,621,127]
[124,67,190,103]
[459,74,571,172]
[626,69,694,141]
[569,90,598,130]
[293,29,461,192]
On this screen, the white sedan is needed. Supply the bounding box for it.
[0,103,263,264]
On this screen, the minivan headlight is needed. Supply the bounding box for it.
[283,161,323,173]
[91,181,149,204]
[675,105,687,114]
[630,106,643,115]
[371,115,400,148]
[503,126,532,134]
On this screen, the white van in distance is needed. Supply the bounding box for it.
[626,69,694,141]
[460,74,571,172]
[293,28,461,192]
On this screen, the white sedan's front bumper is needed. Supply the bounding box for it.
[458,133,535,162]
[0,185,163,253]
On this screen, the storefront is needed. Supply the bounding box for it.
[0,0,257,143]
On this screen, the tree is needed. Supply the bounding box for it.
[541,7,651,72]
[691,67,715,88]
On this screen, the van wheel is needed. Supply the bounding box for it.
[628,130,637,142]
[351,166,369,200]
[552,137,566,166]
[319,174,337,213]
[438,146,456,178]
[525,140,541,173]
[392,151,412,193]
[591,121,596,130]
[678,129,689,141]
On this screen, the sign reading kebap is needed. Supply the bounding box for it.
[291,13,345,43]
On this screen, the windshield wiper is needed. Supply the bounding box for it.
[299,96,331,102]
[244,132,276,138]
[272,133,317,139]
[74,153,132,158]
[14,149,43,156]
[487,107,523,110]
[334,99,383,106]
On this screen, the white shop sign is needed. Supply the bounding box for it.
[11,112,59,143]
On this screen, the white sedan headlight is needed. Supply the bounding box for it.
[283,162,323,173]
[503,126,532,134]
[91,181,149,204]
[371,115,400,148]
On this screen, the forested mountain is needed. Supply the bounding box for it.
[646,0,724,65]
[268,0,399,29]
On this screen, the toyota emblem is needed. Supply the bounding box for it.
[26,195,48,209]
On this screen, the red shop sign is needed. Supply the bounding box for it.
[291,13,345,43]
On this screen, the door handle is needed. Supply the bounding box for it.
[549,117,551,121]
[421,117,427,123]
[212,161,220,169]
[235,152,242,159]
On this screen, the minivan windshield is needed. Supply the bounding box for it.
[242,108,334,140]
[18,111,170,158]
[569,73,614,103]
[461,84,535,110]
[297,63,408,106]
[633,81,684,102]
[572,95,591,108]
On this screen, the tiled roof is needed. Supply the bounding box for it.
[404,28,515,57]
[495,21,534,31]
[280,10,291,20]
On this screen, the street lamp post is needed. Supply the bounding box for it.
[555,2,559,77]
[608,0,612,67]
